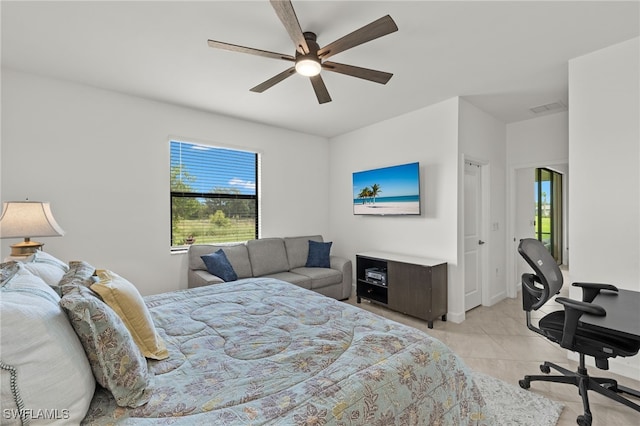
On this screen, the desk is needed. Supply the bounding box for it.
[578,288,640,407]
[579,289,640,342]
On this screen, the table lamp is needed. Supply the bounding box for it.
[0,201,66,256]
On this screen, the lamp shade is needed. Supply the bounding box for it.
[0,201,65,239]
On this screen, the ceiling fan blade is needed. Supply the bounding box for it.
[270,0,309,54]
[318,15,398,60]
[207,40,294,62]
[309,75,332,104]
[322,61,393,84]
[250,67,296,93]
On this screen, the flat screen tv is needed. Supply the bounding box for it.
[352,162,421,216]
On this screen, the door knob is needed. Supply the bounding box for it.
[478,240,486,245]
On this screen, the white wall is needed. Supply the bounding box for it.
[507,112,569,167]
[458,99,507,305]
[328,97,509,321]
[329,97,465,320]
[1,69,330,295]
[506,112,569,294]
[569,37,639,379]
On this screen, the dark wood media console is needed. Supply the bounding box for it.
[356,251,448,328]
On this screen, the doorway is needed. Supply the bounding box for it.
[508,163,568,298]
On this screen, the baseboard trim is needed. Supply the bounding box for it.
[447,311,465,324]
[488,291,507,306]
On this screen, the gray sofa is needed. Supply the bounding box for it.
[187,235,352,300]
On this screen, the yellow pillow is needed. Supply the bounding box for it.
[91,269,169,360]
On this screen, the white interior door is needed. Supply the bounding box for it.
[464,161,483,311]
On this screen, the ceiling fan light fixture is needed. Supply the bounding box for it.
[207,2,398,103]
[295,56,321,76]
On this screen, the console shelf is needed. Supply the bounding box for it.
[356,251,448,328]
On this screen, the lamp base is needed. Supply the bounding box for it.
[10,240,44,257]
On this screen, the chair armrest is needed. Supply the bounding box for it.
[572,282,618,302]
[555,296,606,348]
[555,297,606,316]
[521,273,546,311]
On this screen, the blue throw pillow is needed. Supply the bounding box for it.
[305,240,332,268]
[201,249,238,282]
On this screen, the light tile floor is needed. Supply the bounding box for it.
[345,287,640,425]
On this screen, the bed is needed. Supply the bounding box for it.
[1,254,492,425]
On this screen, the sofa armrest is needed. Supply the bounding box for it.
[330,256,353,300]
[330,255,349,272]
[188,269,225,288]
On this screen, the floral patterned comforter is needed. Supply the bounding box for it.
[82,278,491,425]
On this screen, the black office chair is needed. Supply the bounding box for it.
[517,238,640,426]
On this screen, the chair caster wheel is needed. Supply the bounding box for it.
[540,364,551,374]
[577,414,592,426]
[519,379,530,389]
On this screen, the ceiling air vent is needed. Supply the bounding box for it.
[530,101,567,114]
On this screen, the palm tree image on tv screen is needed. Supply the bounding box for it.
[352,162,421,216]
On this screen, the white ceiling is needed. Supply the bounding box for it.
[2,1,638,138]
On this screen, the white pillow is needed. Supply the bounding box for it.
[22,251,69,287]
[0,265,95,425]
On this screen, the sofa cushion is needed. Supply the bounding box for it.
[247,238,289,276]
[262,271,312,290]
[201,249,238,282]
[284,235,323,269]
[291,267,342,290]
[306,240,333,268]
[189,244,252,279]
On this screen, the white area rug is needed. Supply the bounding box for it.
[473,372,564,426]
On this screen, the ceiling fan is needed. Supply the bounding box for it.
[207,0,398,104]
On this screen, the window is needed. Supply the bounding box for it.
[170,140,259,249]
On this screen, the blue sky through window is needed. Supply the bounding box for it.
[171,141,256,195]
[534,181,551,205]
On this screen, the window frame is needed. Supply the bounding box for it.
[169,140,259,250]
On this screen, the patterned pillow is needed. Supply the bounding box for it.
[22,251,69,287]
[60,285,152,408]
[0,261,20,285]
[58,260,97,295]
[91,269,169,360]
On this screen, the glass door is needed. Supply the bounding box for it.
[535,168,562,263]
